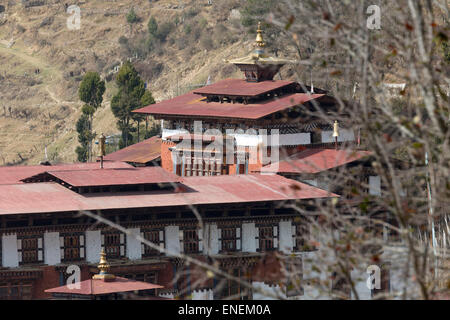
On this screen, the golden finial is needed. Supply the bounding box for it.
[98,133,106,157]
[92,249,116,281]
[333,120,339,150]
[254,21,266,48]
[332,120,340,137]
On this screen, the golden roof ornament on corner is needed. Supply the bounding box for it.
[92,249,116,281]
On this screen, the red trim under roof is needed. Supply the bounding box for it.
[45,277,163,295]
[260,149,372,174]
[39,166,180,187]
[193,79,295,97]
[134,90,324,120]
[0,174,338,215]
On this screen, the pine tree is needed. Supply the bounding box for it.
[77,72,105,162]
[111,61,149,148]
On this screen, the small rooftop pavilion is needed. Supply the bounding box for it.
[45,250,165,300]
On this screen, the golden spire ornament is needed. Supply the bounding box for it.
[92,249,116,281]
[254,21,266,48]
[333,120,340,149]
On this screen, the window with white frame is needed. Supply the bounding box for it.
[141,229,164,257]
[218,227,241,252]
[256,225,278,252]
[101,231,126,259]
[60,233,85,262]
[180,228,202,254]
[17,236,44,264]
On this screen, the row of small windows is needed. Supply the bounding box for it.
[4,223,311,265]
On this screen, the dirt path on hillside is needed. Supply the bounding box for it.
[0,43,80,110]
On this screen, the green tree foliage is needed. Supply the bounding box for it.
[79,72,106,109]
[147,17,158,37]
[139,90,156,142]
[75,114,91,162]
[77,71,105,162]
[156,22,174,42]
[126,7,139,24]
[141,90,155,106]
[111,61,150,147]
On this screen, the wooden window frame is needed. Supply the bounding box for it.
[180,228,202,254]
[256,224,278,252]
[292,220,311,252]
[141,229,164,257]
[101,231,126,259]
[60,233,85,262]
[17,235,44,265]
[0,283,33,300]
[218,226,241,253]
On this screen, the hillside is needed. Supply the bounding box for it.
[0,0,298,165]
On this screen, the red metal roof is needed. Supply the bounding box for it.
[0,162,133,185]
[193,79,295,97]
[43,166,180,187]
[102,136,161,164]
[0,174,337,215]
[45,277,163,296]
[260,149,372,174]
[134,88,324,120]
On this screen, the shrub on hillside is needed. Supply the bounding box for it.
[126,7,139,24]
[155,22,175,42]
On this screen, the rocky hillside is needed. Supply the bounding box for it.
[0,0,299,165]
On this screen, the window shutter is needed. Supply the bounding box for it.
[101,234,105,245]
[198,229,203,251]
[17,239,22,250]
[80,235,84,246]
[38,250,43,261]
[141,243,145,254]
[120,233,125,256]
[60,248,64,259]
[18,251,22,263]
[38,238,43,249]
[274,225,278,248]
[255,227,259,249]
[236,239,241,250]
[159,231,164,241]
[292,225,297,247]
[59,237,64,247]
[80,247,85,258]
